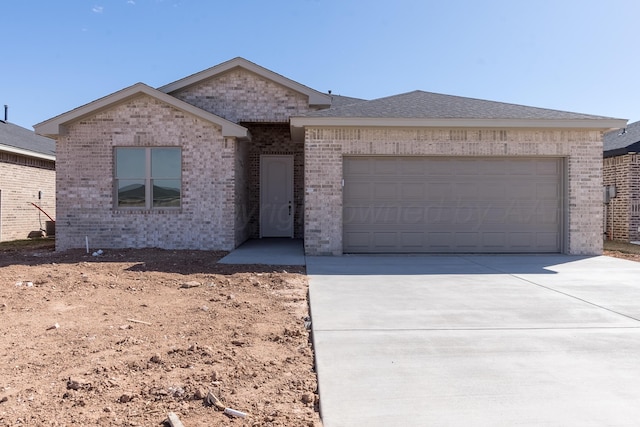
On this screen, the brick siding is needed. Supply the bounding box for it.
[304,128,604,255]
[0,157,55,241]
[171,69,313,123]
[55,94,237,251]
[604,154,640,242]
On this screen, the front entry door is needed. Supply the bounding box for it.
[260,155,294,237]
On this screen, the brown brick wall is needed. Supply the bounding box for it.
[54,94,237,251]
[604,154,640,242]
[0,159,56,241]
[631,155,640,241]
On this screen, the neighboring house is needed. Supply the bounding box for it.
[603,120,640,242]
[35,57,625,255]
[0,117,56,241]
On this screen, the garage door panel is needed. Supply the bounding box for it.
[427,160,455,175]
[343,157,562,253]
[455,232,480,248]
[427,232,453,248]
[402,158,428,175]
[343,232,370,250]
[373,158,399,174]
[536,232,560,250]
[373,232,397,248]
[343,157,372,175]
[344,182,372,200]
[373,183,397,199]
[427,182,453,198]
[482,232,506,248]
[400,232,424,248]
[401,207,426,224]
[401,182,426,199]
[452,182,479,200]
[537,182,561,199]
[537,160,561,175]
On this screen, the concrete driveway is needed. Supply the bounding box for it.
[307,255,640,427]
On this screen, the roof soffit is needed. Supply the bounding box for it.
[290,116,628,131]
[0,143,56,161]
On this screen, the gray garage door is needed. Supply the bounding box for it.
[343,157,563,253]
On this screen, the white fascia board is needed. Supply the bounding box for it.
[290,116,628,131]
[158,57,331,108]
[0,143,55,161]
[34,83,249,139]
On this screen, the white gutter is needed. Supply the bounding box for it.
[290,116,628,130]
[0,143,55,161]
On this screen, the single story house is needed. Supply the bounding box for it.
[0,116,56,241]
[35,57,625,255]
[603,120,640,242]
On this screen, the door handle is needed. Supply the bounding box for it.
[288,201,292,216]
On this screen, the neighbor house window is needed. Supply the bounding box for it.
[115,147,181,209]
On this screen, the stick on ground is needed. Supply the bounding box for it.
[167,411,185,427]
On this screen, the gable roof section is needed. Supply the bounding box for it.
[291,90,626,130]
[603,120,640,157]
[158,57,332,108]
[34,83,249,139]
[0,120,55,161]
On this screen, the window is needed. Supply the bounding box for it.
[115,147,181,209]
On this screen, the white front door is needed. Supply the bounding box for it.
[260,155,294,237]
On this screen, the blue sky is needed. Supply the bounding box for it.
[1,0,638,130]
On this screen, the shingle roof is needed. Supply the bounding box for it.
[328,94,367,108]
[306,90,616,120]
[0,120,55,158]
[603,120,640,156]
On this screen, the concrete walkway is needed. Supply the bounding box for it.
[307,255,640,427]
[218,238,305,265]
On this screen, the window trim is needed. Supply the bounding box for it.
[114,147,182,210]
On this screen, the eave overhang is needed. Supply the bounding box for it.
[0,143,55,161]
[290,116,628,140]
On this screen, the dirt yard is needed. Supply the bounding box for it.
[603,240,640,262]
[0,240,320,426]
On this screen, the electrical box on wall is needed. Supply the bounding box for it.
[604,185,617,204]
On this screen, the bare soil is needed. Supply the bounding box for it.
[0,240,320,426]
[604,240,640,262]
